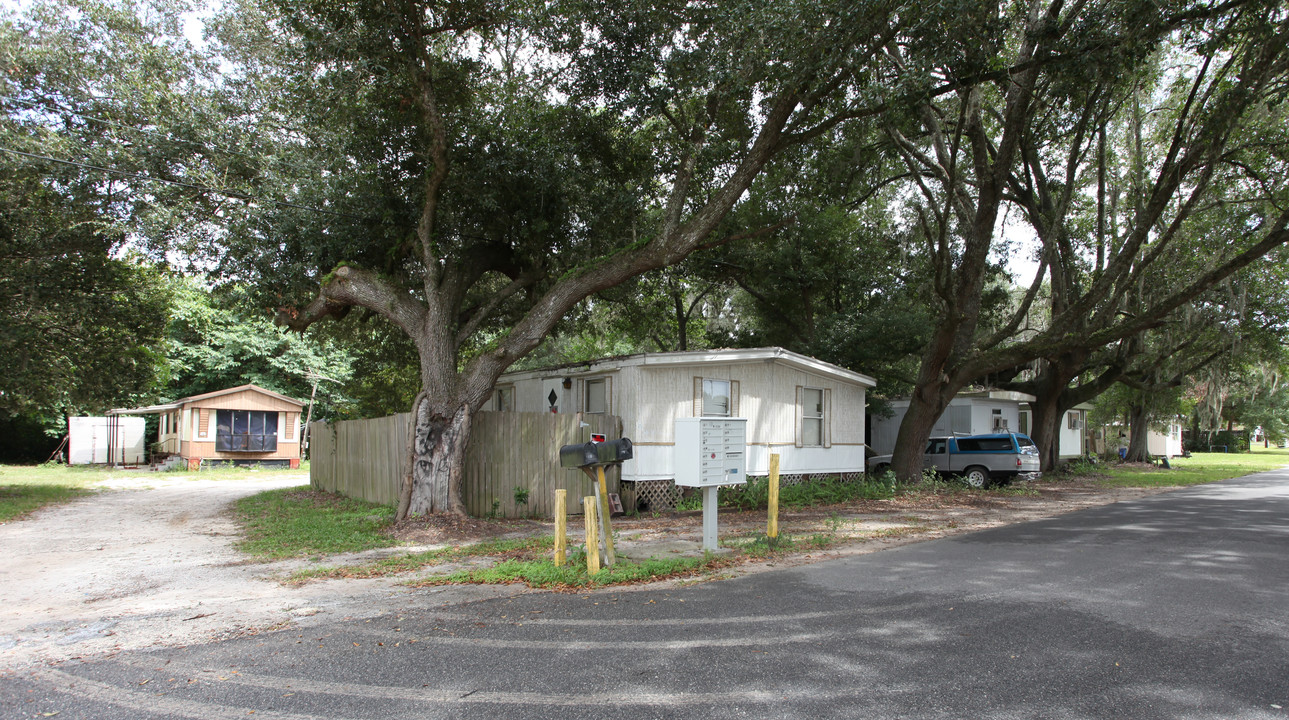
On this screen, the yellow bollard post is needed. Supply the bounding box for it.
[768,453,780,539]
[554,489,567,566]
[596,465,616,566]
[584,496,600,574]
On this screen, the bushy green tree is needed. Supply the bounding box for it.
[199,0,924,516]
[164,279,355,419]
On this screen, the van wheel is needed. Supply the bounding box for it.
[963,466,990,489]
[870,463,890,477]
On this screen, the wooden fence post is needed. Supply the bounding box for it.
[768,453,780,539]
[584,496,600,574]
[554,489,567,566]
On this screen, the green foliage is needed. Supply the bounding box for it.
[416,554,721,589]
[165,279,354,414]
[675,494,703,512]
[512,486,530,506]
[720,474,896,511]
[233,486,397,559]
[0,413,63,464]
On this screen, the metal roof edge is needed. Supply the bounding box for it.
[499,347,876,388]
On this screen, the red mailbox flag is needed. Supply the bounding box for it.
[590,433,606,443]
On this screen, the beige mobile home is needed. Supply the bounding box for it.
[110,384,305,469]
[492,347,876,491]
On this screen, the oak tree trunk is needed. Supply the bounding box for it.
[891,382,958,481]
[1029,393,1065,473]
[1125,403,1151,463]
[406,394,472,516]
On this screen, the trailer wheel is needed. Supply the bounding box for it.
[962,466,990,489]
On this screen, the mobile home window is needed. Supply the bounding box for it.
[702,379,730,417]
[585,379,607,414]
[802,387,824,446]
[491,386,515,412]
[215,410,279,453]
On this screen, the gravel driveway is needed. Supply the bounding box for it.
[0,473,490,670]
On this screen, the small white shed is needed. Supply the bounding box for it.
[68,416,146,465]
[492,347,876,487]
[1147,419,1184,458]
[868,390,1035,456]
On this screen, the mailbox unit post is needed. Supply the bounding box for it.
[674,417,748,551]
[558,437,633,568]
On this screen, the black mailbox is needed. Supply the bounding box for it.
[558,437,633,468]
[605,437,633,462]
[559,442,599,468]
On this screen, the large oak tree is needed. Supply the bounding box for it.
[881,0,1289,479]
[207,0,920,516]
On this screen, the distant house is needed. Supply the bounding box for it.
[492,348,875,506]
[1148,419,1185,457]
[1093,418,1185,459]
[867,391,1034,456]
[110,384,305,469]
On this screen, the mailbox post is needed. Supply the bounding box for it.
[559,437,632,568]
[674,417,748,551]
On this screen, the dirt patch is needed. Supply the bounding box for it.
[387,513,544,545]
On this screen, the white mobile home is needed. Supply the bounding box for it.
[492,347,876,487]
[1017,402,1092,460]
[868,391,1035,456]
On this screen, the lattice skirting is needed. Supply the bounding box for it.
[624,471,869,512]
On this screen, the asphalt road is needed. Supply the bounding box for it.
[4,467,1288,719]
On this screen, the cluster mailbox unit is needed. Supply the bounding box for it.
[674,417,748,487]
[675,417,748,550]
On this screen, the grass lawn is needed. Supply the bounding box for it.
[233,486,398,559]
[1097,446,1289,488]
[0,464,103,522]
[0,461,310,524]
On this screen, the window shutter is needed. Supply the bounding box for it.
[730,380,740,417]
[284,413,295,440]
[693,377,703,417]
[199,409,210,438]
[605,376,613,416]
[795,385,804,448]
[823,388,832,448]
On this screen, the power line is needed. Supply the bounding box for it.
[0,145,373,221]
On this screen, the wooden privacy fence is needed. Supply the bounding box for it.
[310,411,622,518]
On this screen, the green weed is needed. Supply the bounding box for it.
[290,536,554,582]
[233,486,398,559]
[412,554,724,589]
[721,474,896,511]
